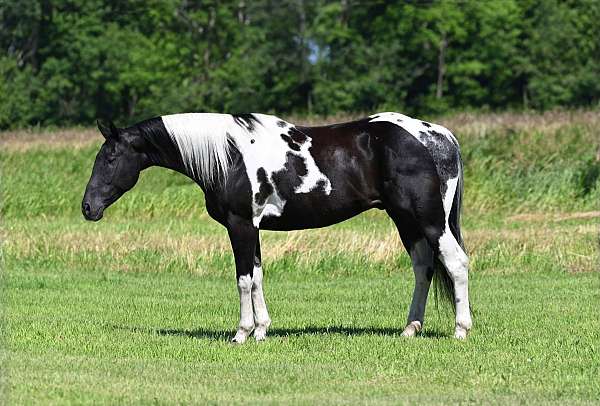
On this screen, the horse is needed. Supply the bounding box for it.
[82,112,472,342]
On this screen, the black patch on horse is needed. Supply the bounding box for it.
[254,168,274,205]
[271,152,308,198]
[288,127,307,144]
[280,134,301,151]
[312,179,328,193]
[418,130,459,196]
[276,120,287,128]
[422,121,431,128]
[232,114,261,132]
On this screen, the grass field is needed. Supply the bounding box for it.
[2,111,599,404]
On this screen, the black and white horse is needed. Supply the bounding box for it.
[82,112,472,342]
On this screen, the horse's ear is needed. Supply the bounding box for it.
[97,120,118,140]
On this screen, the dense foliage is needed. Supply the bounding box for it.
[1,0,599,128]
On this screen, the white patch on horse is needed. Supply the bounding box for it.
[251,265,271,341]
[437,229,472,339]
[293,135,333,194]
[233,274,254,343]
[232,114,331,227]
[443,177,459,223]
[369,112,458,145]
[161,113,232,187]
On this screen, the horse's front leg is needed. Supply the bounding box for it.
[252,236,271,341]
[227,213,258,344]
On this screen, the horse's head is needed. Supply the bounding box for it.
[82,121,148,221]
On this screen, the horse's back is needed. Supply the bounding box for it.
[231,112,460,231]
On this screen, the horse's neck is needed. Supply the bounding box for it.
[138,115,235,192]
[141,129,189,177]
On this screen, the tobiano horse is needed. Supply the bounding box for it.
[82,112,472,342]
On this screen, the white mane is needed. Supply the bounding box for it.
[161,113,236,187]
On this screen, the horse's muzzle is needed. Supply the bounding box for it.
[82,200,104,221]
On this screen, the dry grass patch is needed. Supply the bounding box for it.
[6,218,597,273]
[508,211,600,222]
[466,222,598,273]
[4,225,401,265]
[0,128,101,151]
[290,109,600,138]
[438,109,600,138]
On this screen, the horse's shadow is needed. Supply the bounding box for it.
[115,324,449,341]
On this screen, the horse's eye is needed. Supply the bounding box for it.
[107,155,116,163]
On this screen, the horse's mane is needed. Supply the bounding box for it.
[160,113,236,187]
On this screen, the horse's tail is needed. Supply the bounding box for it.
[432,147,465,313]
[449,150,465,251]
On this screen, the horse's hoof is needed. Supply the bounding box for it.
[254,327,268,341]
[231,335,246,344]
[231,328,252,344]
[454,326,468,340]
[401,321,421,337]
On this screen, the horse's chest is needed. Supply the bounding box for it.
[234,125,332,227]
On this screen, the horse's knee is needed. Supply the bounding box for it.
[236,274,254,331]
[238,274,253,294]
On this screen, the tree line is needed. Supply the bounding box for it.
[1,0,599,129]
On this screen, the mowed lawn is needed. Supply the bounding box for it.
[2,112,599,404]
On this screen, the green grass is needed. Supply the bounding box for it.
[2,112,599,404]
[5,261,599,404]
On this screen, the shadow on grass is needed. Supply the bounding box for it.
[114,324,449,341]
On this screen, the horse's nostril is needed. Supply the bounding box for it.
[83,202,91,215]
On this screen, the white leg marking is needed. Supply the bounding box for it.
[251,266,271,341]
[232,275,254,344]
[402,239,433,337]
[402,321,422,337]
[438,231,472,339]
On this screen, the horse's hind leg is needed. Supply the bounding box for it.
[383,172,471,339]
[389,214,434,336]
[437,230,472,339]
[402,238,434,337]
[412,216,472,339]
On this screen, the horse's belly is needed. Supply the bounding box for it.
[258,194,383,231]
